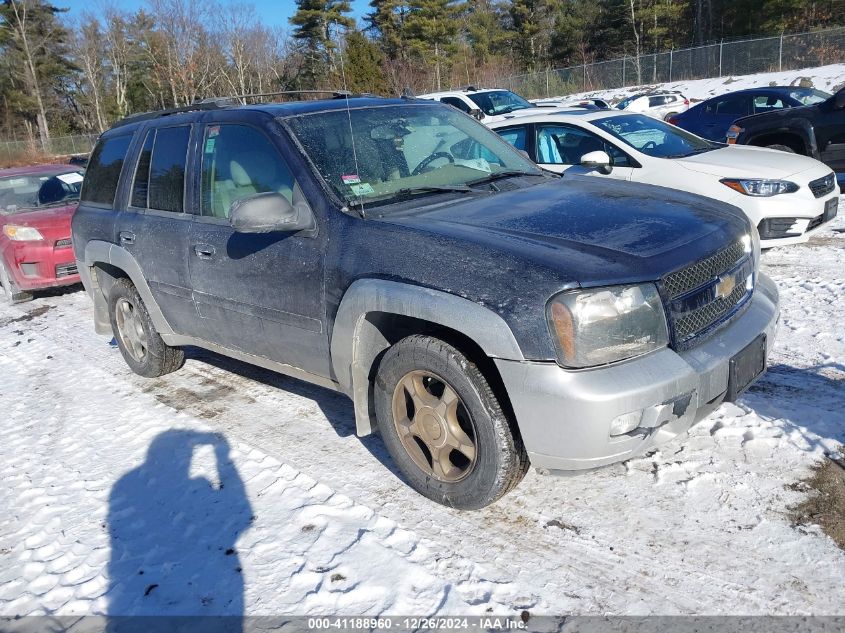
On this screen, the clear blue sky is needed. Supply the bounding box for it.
[58,0,372,30]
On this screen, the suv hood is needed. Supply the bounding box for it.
[677,145,824,179]
[382,176,749,287]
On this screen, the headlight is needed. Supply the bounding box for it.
[743,227,760,283]
[3,225,44,241]
[546,283,669,368]
[720,178,799,197]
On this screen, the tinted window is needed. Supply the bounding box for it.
[497,126,528,152]
[130,130,154,208]
[148,126,190,213]
[535,124,629,167]
[467,90,533,116]
[80,134,132,206]
[441,97,471,113]
[648,96,667,107]
[200,124,295,219]
[713,96,749,116]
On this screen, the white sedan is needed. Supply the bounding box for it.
[487,109,839,248]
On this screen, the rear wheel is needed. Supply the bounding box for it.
[766,144,796,153]
[374,335,528,510]
[663,112,678,121]
[108,278,184,377]
[0,260,33,304]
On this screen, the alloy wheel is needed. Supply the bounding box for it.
[114,297,148,363]
[391,370,478,483]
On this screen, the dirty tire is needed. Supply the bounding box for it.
[374,335,529,510]
[766,144,796,153]
[108,278,184,378]
[0,260,33,304]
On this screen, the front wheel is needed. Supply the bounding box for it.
[108,278,184,377]
[374,335,528,510]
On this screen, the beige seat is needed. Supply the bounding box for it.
[211,150,294,218]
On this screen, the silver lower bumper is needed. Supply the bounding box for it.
[496,273,780,472]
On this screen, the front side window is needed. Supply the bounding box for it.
[593,113,716,159]
[287,104,541,210]
[200,124,295,219]
[0,169,84,213]
[753,95,785,112]
[81,134,133,206]
[467,90,533,116]
[535,124,629,166]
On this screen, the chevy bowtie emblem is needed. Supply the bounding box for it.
[715,274,736,300]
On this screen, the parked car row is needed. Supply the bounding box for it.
[3,86,833,509]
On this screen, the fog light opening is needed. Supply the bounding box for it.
[610,410,643,437]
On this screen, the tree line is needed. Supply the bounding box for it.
[1,0,842,147]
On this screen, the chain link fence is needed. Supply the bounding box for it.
[506,26,845,100]
[0,134,99,166]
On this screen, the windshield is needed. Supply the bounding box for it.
[467,90,534,116]
[593,113,716,158]
[790,88,830,105]
[287,104,541,210]
[0,169,84,214]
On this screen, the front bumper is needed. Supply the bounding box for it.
[496,273,779,472]
[734,189,839,249]
[2,240,80,291]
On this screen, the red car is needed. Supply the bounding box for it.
[0,164,84,303]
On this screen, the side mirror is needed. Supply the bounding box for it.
[835,90,845,110]
[469,108,484,120]
[517,149,531,160]
[230,192,315,233]
[580,150,613,175]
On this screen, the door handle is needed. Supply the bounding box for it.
[193,244,215,260]
[119,231,135,245]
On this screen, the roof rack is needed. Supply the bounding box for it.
[110,101,231,129]
[110,90,383,129]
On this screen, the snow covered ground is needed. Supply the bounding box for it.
[1,202,844,618]
[536,62,845,105]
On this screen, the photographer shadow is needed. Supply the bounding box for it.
[106,429,251,632]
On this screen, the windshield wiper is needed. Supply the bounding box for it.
[467,170,534,187]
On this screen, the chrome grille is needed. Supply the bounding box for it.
[674,282,748,340]
[808,173,835,199]
[663,240,745,299]
[55,263,78,278]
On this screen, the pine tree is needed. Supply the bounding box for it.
[289,0,354,88]
[404,0,463,90]
[341,30,390,94]
[0,0,74,147]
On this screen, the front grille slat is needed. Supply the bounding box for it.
[55,263,78,278]
[663,240,745,299]
[808,173,835,199]
[662,239,753,348]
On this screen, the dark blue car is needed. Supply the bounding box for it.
[669,87,830,141]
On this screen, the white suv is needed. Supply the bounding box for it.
[418,87,551,124]
[615,91,690,120]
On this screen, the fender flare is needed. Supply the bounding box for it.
[748,118,817,156]
[83,240,174,336]
[330,278,525,436]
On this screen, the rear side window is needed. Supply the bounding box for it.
[441,97,471,113]
[150,126,190,213]
[712,96,750,116]
[130,126,190,212]
[497,126,528,152]
[80,134,133,206]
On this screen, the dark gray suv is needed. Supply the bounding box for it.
[73,97,778,509]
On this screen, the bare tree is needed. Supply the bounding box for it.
[74,14,108,132]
